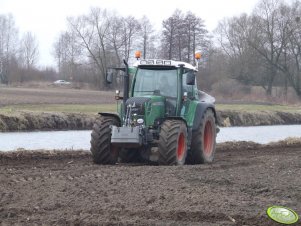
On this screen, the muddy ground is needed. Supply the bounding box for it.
[0,142,300,226]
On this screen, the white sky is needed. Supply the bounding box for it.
[0,0,260,67]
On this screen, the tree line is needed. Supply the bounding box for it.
[215,0,301,98]
[1,0,301,99]
[52,8,210,89]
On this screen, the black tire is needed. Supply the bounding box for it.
[118,149,140,163]
[187,109,216,164]
[90,116,119,164]
[158,120,188,165]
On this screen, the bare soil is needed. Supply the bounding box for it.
[1,142,300,225]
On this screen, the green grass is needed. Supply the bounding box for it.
[0,104,117,115]
[0,103,300,115]
[216,104,301,112]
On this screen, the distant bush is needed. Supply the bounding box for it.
[211,79,251,97]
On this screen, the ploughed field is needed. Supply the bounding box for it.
[0,87,114,106]
[1,142,300,225]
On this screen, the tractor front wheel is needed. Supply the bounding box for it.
[90,116,119,164]
[187,109,216,164]
[158,120,188,165]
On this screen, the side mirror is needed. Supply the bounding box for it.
[186,71,195,85]
[106,69,114,84]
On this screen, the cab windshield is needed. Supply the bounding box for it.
[133,68,178,98]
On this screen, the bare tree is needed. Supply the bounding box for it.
[67,8,112,88]
[107,14,123,66]
[20,32,39,69]
[162,14,176,59]
[248,0,286,95]
[53,33,64,74]
[173,10,185,61]
[215,15,265,86]
[274,1,301,98]
[121,16,141,62]
[0,14,19,84]
[161,10,209,62]
[183,11,208,64]
[214,0,293,96]
[139,16,156,59]
[53,30,82,81]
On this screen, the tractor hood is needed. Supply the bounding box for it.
[125,96,165,127]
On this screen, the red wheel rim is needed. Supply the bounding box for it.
[177,133,185,161]
[204,120,213,156]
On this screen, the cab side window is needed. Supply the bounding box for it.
[182,71,195,99]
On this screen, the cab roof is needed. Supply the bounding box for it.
[133,59,198,72]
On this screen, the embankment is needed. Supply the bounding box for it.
[1,110,301,132]
[0,112,95,132]
[217,110,301,127]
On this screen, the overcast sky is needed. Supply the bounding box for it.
[0,0,260,67]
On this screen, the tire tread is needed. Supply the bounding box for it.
[90,116,119,164]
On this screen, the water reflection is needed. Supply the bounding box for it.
[0,125,301,151]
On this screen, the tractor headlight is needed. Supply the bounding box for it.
[137,118,144,124]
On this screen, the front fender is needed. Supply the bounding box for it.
[98,112,121,125]
[164,116,188,128]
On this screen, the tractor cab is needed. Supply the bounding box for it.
[130,59,198,118]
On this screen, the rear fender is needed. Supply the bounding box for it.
[192,103,217,131]
[98,113,121,126]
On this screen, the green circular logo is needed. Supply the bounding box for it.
[267,206,299,224]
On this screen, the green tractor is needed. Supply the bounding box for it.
[90,55,218,165]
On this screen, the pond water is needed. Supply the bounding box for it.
[1,125,301,151]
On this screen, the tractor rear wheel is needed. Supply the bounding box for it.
[158,120,188,165]
[187,109,216,164]
[90,116,119,164]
